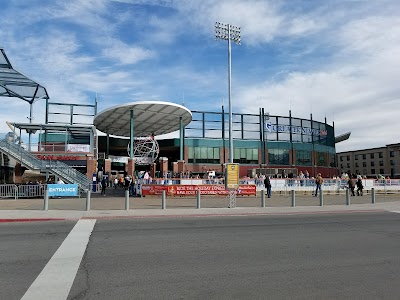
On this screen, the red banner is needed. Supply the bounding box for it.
[141,185,256,196]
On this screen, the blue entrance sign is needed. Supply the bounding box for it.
[48,184,78,197]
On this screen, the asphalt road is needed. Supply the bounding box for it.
[2,212,400,299]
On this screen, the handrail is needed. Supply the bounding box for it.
[0,138,90,190]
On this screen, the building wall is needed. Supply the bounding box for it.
[337,143,400,178]
[184,139,337,178]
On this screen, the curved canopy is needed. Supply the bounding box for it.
[94,101,192,137]
[0,48,49,104]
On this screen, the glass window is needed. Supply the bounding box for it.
[207,148,213,159]
[317,152,327,166]
[268,149,289,165]
[371,168,375,175]
[330,153,336,167]
[390,160,395,165]
[233,148,258,164]
[188,147,220,164]
[213,148,220,159]
[347,155,350,161]
[379,152,383,158]
[296,150,312,166]
[379,161,384,166]
[188,147,194,158]
[355,162,359,167]
[355,154,358,160]
[362,154,366,159]
[380,169,384,174]
[340,156,343,161]
[371,161,375,167]
[370,153,374,159]
[200,147,207,159]
[363,162,367,167]
[390,151,394,157]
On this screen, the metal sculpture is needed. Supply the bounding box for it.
[127,136,159,165]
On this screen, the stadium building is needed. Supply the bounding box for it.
[0,47,345,183]
[97,108,340,178]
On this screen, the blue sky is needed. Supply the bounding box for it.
[1,0,399,152]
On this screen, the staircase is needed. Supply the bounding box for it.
[0,137,91,191]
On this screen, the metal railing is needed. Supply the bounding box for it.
[0,137,91,190]
[0,184,45,199]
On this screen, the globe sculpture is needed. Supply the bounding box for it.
[127,136,159,165]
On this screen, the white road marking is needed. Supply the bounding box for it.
[390,211,400,214]
[21,219,96,300]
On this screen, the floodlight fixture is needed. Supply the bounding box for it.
[215,22,241,163]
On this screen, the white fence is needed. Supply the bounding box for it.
[1,179,399,199]
[0,184,45,199]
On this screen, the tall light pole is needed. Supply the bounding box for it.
[215,22,241,163]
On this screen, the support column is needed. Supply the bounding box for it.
[86,154,96,180]
[14,163,23,184]
[106,133,110,159]
[172,162,178,174]
[160,157,168,177]
[104,158,112,174]
[150,163,156,178]
[130,110,134,159]
[179,116,184,161]
[177,160,185,173]
[127,158,135,177]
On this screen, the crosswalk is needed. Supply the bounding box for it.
[21,220,96,300]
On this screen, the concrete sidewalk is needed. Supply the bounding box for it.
[1,192,400,222]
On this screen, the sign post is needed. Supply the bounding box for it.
[225,163,239,208]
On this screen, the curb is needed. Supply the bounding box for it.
[0,218,67,223]
[0,208,388,223]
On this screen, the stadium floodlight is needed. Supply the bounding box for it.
[215,22,241,163]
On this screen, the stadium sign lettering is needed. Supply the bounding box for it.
[265,123,327,136]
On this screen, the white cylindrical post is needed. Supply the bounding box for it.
[371,188,376,204]
[291,190,296,207]
[162,190,166,209]
[125,190,129,210]
[196,190,201,209]
[43,188,49,211]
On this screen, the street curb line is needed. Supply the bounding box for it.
[0,218,66,223]
[81,209,387,220]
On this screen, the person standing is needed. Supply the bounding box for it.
[348,176,356,196]
[114,177,118,189]
[356,177,364,196]
[101,176,107,196]
[314,173,323,197]
[299,171,305,186]
[264,176,272,198]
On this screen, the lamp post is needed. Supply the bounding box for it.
[215,22,241,163]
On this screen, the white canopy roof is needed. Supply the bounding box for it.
[94,101,192,137]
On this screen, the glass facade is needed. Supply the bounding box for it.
[316,152,327,166]
[184,110,336,168]
[233,148,258,164]
[187,110,335,147]
[268,149,289,165]
[188,147,220,164]
[296,150,312,166]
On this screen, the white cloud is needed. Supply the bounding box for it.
[102,41,155,64]
[1,0,399,155]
